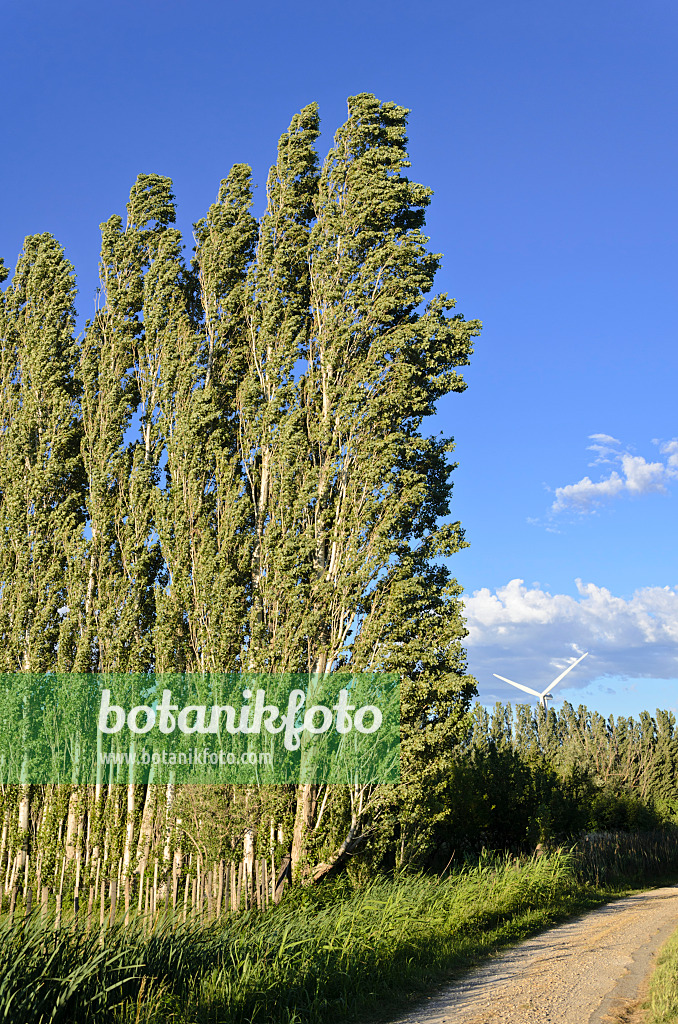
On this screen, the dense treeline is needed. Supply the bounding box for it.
[0,93,480,889]
[0,697,675,909]
[432,701,678,859]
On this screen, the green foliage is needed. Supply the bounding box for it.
[433,702,678,860]
[75,175,178,674]
[0,92,483,882]
[0,234,84,672]
[588,789,664,832]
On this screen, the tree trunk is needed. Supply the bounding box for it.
[309,821,364,884]
[290,783,318,879]
[17,785,30,868]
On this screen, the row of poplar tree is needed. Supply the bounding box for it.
[2,696,675,902]
[0,94,481,885]
[436,700,678,857]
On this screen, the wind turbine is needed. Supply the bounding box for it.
[493,651,589,709]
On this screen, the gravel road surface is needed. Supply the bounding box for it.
[390,886,678,1024]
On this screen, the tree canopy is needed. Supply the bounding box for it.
[0,94,481,881]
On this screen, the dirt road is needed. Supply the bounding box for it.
[390,886,678,1024]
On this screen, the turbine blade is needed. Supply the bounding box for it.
[541,652,589,697]
[493,674,542,698]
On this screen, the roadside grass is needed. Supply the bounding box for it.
[644,926,678,1024]
[0,844,675,1024]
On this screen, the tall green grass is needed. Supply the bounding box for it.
[0,850,593,1024]
[2,835,677,1024]
[643,926,678,1024]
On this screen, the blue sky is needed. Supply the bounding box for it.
[2,0,677,719]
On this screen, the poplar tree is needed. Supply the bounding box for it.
[0,233,83,672]
[76,174,175,674]
[151,166,259,877]
[154,165,258,674]
[239,102,321,672]
[76,175,177,878]
[206,111,323,873]
[292,94,480,875]
[0,234,83,867]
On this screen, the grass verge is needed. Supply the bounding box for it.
[644,925,678,1024]
[0,847,672,1024]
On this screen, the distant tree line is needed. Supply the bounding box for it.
[422,700,678,863]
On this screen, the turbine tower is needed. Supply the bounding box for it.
[493,652,589,709]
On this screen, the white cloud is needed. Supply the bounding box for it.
[620,453,666,494]
[552,472,624,512]
[587,434,622,466]
[589,434,621,445]
[660,439,678,476]
[550,436,678,514]
[463,578,678,697]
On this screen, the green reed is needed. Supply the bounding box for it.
[0,844,668,1024]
